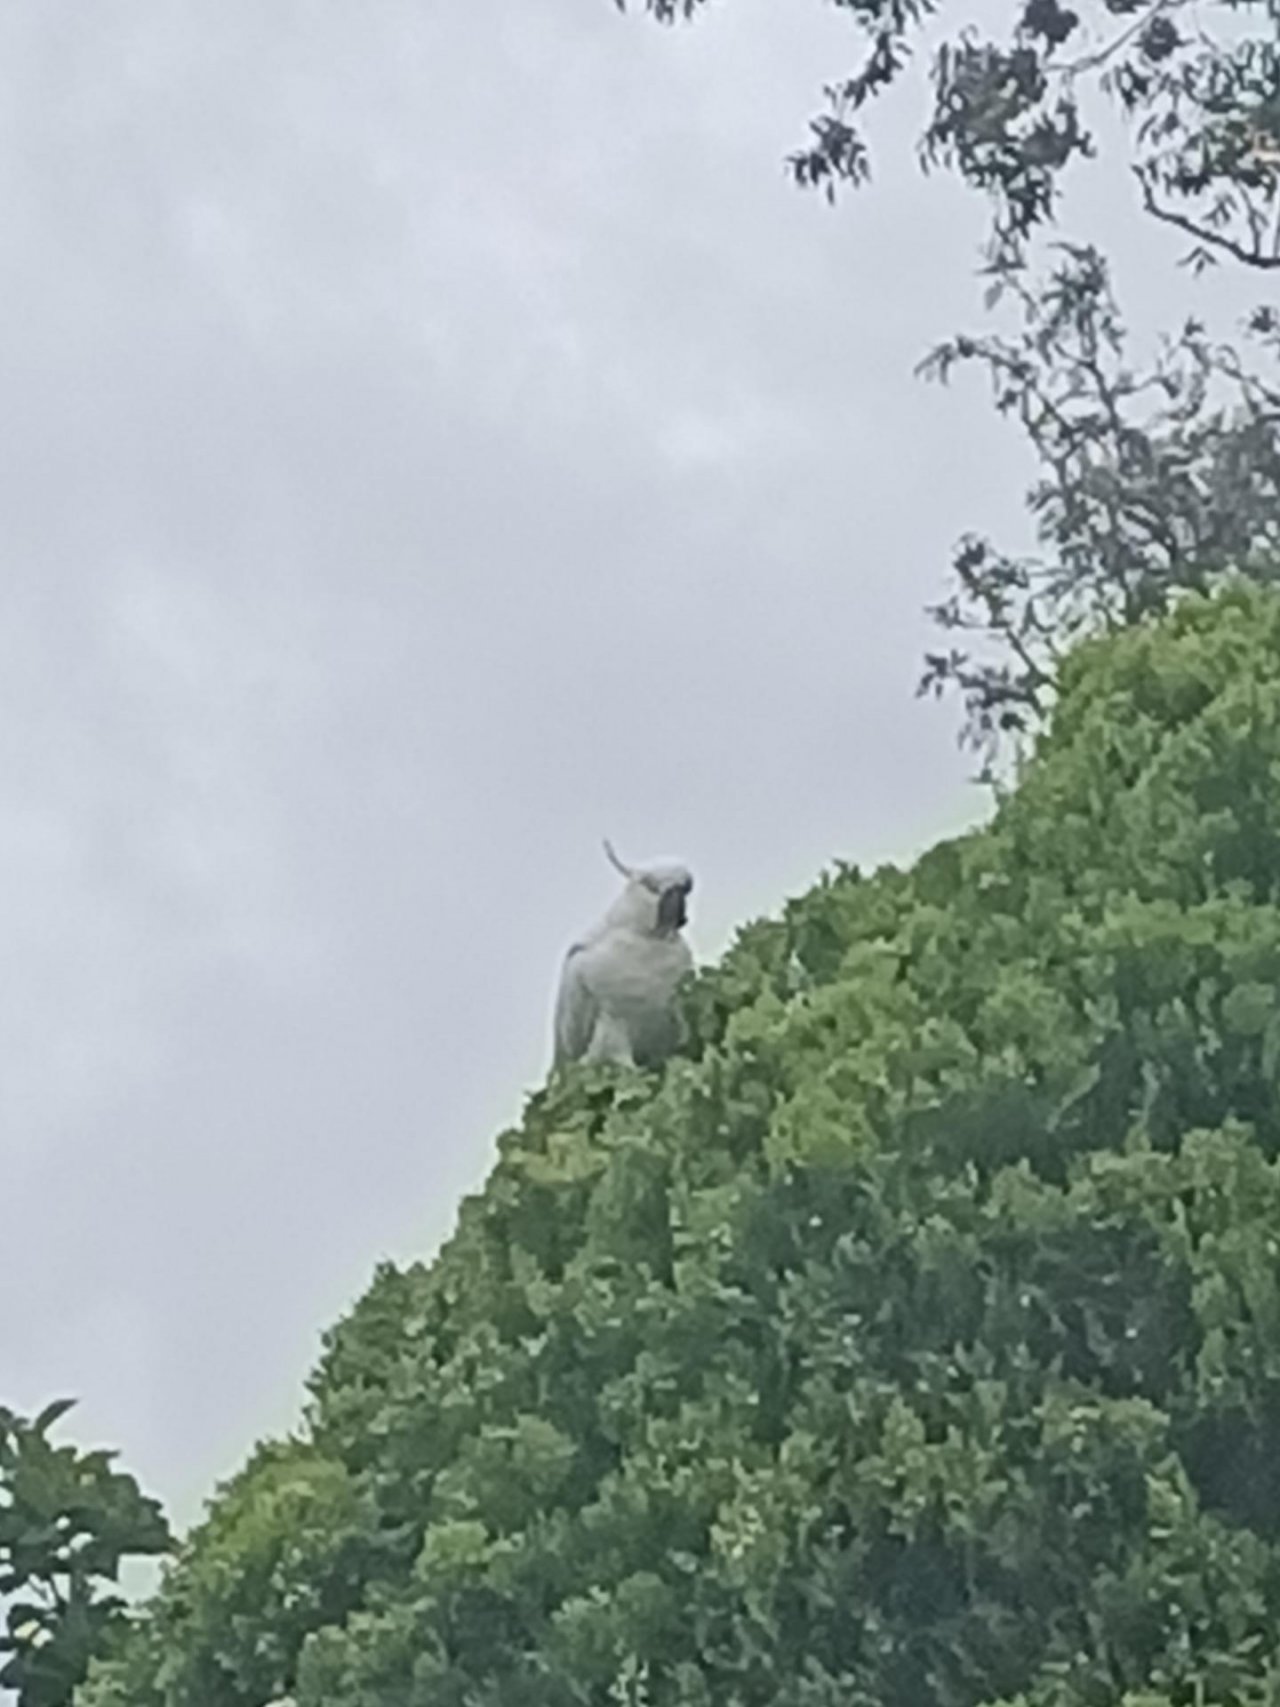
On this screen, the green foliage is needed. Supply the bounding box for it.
[0,1400,168,1707]
[74,1441,382,1707]
[627,0,1280,767]
[84,586,1280,1706]
[628,0,1280,275]
[918,249,1280,768]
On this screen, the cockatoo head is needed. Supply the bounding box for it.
[602,839,693,937]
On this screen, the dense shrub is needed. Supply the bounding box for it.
[0,1401,167,1707]
[84,585,1280,1707]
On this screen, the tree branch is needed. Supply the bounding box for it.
[1138,175,1280,269]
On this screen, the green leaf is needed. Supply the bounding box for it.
[31,1400,76,1438]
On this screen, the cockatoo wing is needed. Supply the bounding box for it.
[553,942,600,1063]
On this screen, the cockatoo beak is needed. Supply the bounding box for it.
[658,887,687,932]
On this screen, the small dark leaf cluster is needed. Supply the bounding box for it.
[632,0,1280,273]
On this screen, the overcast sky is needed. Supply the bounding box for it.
[1,0,1251,1549]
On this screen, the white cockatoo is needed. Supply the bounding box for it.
[553,840,694,1069]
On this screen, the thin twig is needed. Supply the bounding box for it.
[1139,176,1280,269]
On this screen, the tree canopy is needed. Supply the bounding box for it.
[918,248,1280,766]
[81,582,1280,1707]
[624,0,1280,767]
[0,1401,168,1707]
[628,0,1280,274]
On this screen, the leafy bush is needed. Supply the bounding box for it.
[84,584,1280,1707]
[0,1400,168,1707]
